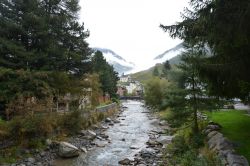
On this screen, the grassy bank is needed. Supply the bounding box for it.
[207,110,250,162]
[158,109,222,166]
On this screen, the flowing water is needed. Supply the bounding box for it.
[54,100,158,166]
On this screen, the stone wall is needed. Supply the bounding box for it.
[204,122,249,166]
[95,103,118,112]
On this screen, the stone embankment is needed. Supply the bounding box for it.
[204,122,249,166]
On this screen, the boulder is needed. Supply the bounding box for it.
[94,140,108,147]
[227,153,249,166]
[212,137,233,152]
[159,121,167,126]
[80,147,87,153]
[207,131,220,140]
[130,145,139,149]
[100,125,109,129]
[58,142,80,158]
[92,125,99,129]
[208,121,222,127]
[105,118,112,123]
[46,139,52,146]
[26,157,35,163]
[140,149,155,158]
[146,140,159,147]
[109,122,114,126]
[203,128,212,135]
[87,130,96,138]
[156,136,174,145]
[114,120,121,123]
[208,132,223,149]
[100,133,109,139]
[80,130,96,140]
[118,158,133,165]
[206,124,221,131]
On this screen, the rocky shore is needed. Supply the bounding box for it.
[3,104,173,166]
[118,116,173,166]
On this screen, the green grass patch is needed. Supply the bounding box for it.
[207,110,250,162]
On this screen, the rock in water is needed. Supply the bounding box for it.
[58,142,80,158]
[114,119,121,123]
[105,117,112,122]
[118,158,133,165]
[87,130,96,138]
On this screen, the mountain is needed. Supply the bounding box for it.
[131,43,185,83]
[168,54,182,65]
[130,63,165,85]
[93,48,135,74]
[153,43,184,64]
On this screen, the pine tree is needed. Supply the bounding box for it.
[161,0,250,102]
[152,66,159,76]
[91,51,119,98]
[0,0,91,74]
[0,0,92,117]
[165,45,214,133]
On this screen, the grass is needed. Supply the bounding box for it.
[207,110,250,162]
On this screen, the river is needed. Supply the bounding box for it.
[54,100,161,166]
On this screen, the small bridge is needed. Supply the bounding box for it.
[119,96,143,100]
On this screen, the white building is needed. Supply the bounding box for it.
[120,75,132,83]
[118,75,144,96]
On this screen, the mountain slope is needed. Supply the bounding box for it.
[131,63,164,85]
[168,54,182,65]
[153,43,184,64]
[93,48,135,74]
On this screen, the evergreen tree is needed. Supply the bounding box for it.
[152,66,159,76]
[162,60,171,78]
[161,0,250,102]
[0,0,92,117]
[91,51,119,98]
[165,45,216,133]
[0,0,91,74]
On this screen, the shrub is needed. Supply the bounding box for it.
[7,114,55,147]
[58,110,84,135]
[0,118,9,141]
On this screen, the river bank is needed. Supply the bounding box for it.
[2,100,172,166]
[53,100,172,166]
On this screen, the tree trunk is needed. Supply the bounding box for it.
[192,75,199,133]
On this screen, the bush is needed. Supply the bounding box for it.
[165,126,222,166]
[167,135,189,156]
[8,114,55,147]
[0,118,9,141]
[111,98,119,103]
[58,110,84,135]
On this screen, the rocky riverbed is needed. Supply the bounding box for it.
[6,100,172,166]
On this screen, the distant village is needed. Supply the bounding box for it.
[116,74,144,97]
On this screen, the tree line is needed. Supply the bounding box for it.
[0,0,118,119]
[144,1,250,164]
[145,0,250,132]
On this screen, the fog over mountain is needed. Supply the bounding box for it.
[93,48,135,74]
[153,43,184,64]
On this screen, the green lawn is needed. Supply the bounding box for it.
[207,110,250,162]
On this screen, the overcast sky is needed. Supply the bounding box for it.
[79,0,189,71]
